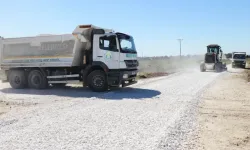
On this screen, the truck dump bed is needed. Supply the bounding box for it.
[0,24,112,69]
[0,34,75,68]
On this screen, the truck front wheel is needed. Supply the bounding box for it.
[28,70,48,89]
[9,70,27,89]
[87,70,108,92]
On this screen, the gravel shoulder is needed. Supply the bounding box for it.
[197,68,250,150]
[0,102,10,116]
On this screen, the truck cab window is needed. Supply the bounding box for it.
[99,36,118,52]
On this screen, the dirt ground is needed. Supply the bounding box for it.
[197,69,250,150]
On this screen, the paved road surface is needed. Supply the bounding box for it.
[0,69,223,150]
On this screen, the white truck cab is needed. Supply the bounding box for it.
[231,52,246,68]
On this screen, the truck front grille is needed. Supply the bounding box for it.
[124,60,139,68]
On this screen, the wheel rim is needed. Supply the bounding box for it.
[92,75,105,88]
[32,75,41,85]
[14,76,21,85]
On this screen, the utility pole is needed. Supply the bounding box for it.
[177,38,183,59]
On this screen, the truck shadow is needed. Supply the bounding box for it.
[0,86,161,100]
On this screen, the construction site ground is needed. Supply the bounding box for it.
[197,67,250,150]
[0,66,250,149]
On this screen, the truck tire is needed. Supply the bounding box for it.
[28,70,48,89]
[87,70,108,92]
[9,70,27,89]
[200,63,206,72]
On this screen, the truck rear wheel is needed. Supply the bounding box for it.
[28,70,48,89]
[9,70,27,89]
[87,70,108,92]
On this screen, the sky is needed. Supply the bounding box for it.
[0,0,250,56]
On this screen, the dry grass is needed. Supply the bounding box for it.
[246,58,250,69]
[234,58,250,82]
[137,72,168,79]
[242,57,250,82]
[244,69,250,82]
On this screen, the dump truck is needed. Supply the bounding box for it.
[200,44,227,72]
[0,25,139,92]
[231,52,246,68]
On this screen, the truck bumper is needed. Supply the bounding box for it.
[232,61,245,67]
[107,69,138,87]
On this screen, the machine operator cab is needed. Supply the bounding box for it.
[206,44,223,63]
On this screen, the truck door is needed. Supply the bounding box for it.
[93,35,120,69]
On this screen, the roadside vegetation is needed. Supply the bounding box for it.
[246,58,250,69]
[244,69,250,82]
[137,72,168,79]
[137,55,203,79]
[244,58,250,82]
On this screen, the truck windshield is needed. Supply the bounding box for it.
[117,33,137,53]
[233,54,246,59]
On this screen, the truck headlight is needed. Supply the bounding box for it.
[123,74,128,79]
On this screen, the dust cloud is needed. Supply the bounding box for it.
[138,55,204,74]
